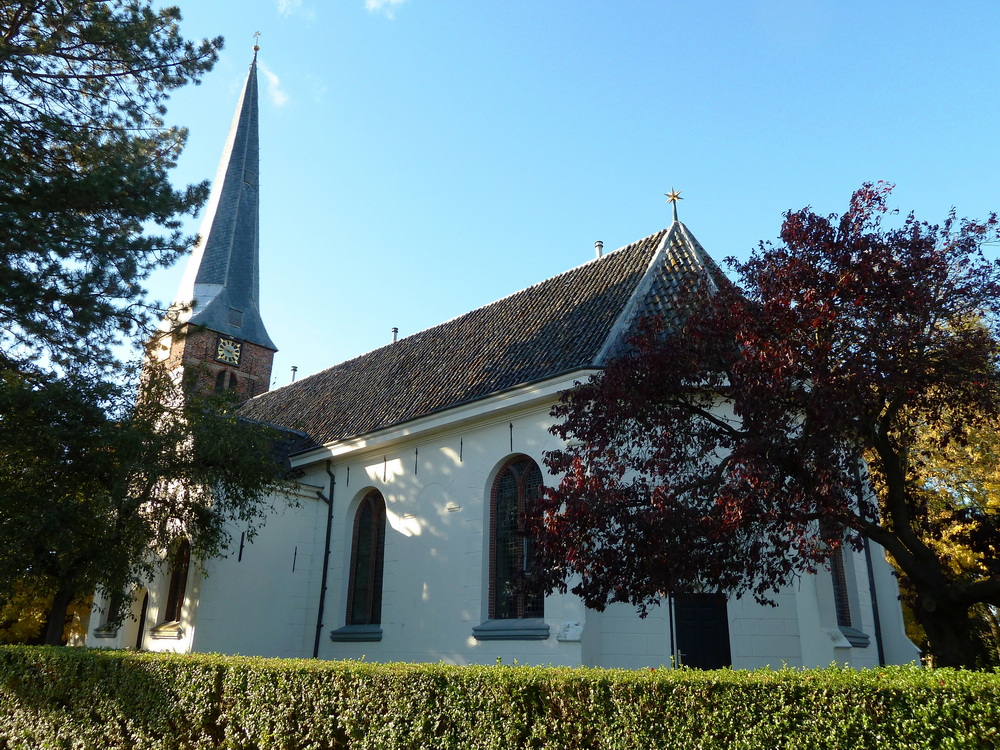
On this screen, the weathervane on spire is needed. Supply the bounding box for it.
[665,188,683,223]
[253,31,261,55]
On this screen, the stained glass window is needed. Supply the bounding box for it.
[347,491,386,625]
[491,457,544,620]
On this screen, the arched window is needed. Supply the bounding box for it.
[490,456,544,620]
[818,520,870,649]
[214,369,238,393]
[92,589,125,639]
[163,539,190,623]
[830,546,853,628]
[134,591,149,650]
[346,491,386,626]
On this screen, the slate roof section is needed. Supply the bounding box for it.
[596,220,730,361]
[239,221,727,449]
[169,55,276,351]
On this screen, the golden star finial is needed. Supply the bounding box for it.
[665,188,683,222]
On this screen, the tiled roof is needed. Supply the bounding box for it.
[597,221,729,361]
[239,222,726,448]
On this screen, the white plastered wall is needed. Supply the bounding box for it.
[190,482,328,658]
[85,484,327,658]
[100,374,918,668]
[315,401,586,666]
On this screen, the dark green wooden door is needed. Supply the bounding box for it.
[674,593,732,669]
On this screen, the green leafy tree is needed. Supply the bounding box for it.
[0,364,290,646]
[0,0,221,373]
[0,3,293,646]
[903,397,1000,665]
[0,581,90,645]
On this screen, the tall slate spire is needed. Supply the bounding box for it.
[171,53,275,351]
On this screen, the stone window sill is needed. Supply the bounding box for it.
[330,624,383,642]
[840,626,870,648]
[473,619,550,641]
[149,621,184,640]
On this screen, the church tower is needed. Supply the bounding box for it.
[152,50,276,398]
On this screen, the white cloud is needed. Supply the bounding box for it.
[257,61,289,107]
[365,0,407,18]
[273,0,316,20]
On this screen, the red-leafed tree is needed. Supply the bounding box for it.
[534,183,1000,668]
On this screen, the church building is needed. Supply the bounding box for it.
[87,54,920,669]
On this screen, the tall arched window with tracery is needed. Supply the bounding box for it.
[490,456,544,620]
[346,490,386,626]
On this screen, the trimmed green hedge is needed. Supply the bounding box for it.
[1,647,997,749]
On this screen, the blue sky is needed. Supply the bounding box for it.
[152,0,1000,386]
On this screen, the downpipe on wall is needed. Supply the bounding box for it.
[313,461,335,658]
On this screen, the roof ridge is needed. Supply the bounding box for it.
[409,227,669,335]
[593,226,674,364]
[238,225,696,445]
[258,228,669,396]
[593,220,728,363]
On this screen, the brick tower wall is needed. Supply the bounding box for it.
[152,325,275,400]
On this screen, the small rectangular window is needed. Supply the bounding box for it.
[228,308,243,327]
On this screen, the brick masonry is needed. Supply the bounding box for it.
[157,324,275,400]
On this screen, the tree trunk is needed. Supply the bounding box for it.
[982,606,1000,662]
[42,586,74,646]
[914,592,979,668]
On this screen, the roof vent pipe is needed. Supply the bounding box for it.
[290,365,298,383]
[595,240,604,258]
[391,327,399,343]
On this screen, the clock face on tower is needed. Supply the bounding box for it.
[216,337,242,366]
